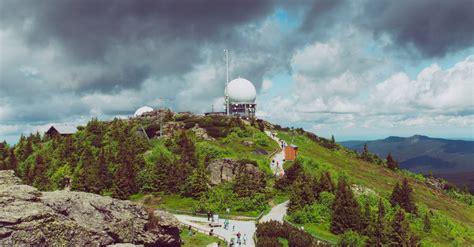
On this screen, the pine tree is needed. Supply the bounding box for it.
[22,139,33,161]
[330,177,362,234]
[423,211,432,233]
[390,182,402,208]
[319,171,335,193]
[33,154,49,190]
[97,148,111,192]
[72,146,100,193]
[400,178,416,213]
[361,144,370,161]
[6,148,17,171]
[389,208,411,245]
[367,199,388,246]
[288,175,315,213]
[360,200,372,235]
[391,179,416,213]
[184,163,210,198]
[234,164,266,197]
[112,140,138,199]
[386,153,399,170]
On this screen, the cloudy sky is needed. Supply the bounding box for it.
[1,0,473,143]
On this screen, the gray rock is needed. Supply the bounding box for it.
[207,159,263,185]
[0,170,181,246]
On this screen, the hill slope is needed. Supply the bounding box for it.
[340,135,474,192]
[0,112,473,245]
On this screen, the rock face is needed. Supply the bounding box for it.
[207,159,263,185]
[0,170,180,246]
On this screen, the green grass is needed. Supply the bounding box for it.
[278,237,289,247]
[300,223,338,244]
[276,131,474,245]
[180,226,222,246]
[154,193,199,212]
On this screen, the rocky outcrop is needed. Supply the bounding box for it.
[0,170,180,246]
[207,159,263,185]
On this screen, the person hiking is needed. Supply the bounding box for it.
[243,234,247,245]
[207,211,211,221]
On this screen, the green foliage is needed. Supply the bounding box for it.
[390,178,416,213]
[337,230,367,247]
[331,176,362,234]
[256,220,315,246]
[288,192,334,225]
[184,163,210,198]
[199,183,267,213]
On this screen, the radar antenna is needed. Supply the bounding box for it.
[224,49,230,115]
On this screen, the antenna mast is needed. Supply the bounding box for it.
[224,49,230,115]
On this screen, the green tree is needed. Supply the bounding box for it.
[389,208,411,246]
[288,175,315,214]
[32,154,49,190]
[184,163,210,198]
[360,200,372,235]
[330,177,362,234]
[319,171,335,193]
[72,146,100,193]
[386,153,399,170]
[423,211,432,233]
[391,179,416,213]
[6,148,18,171]
[367,199,388,246]
[337,230,367,247]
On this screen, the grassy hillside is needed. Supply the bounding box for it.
[277,131,474,245]
[1,112,473,245]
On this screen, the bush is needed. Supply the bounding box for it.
[257,236,282,247]
[337,230,367,247]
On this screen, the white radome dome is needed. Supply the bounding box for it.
[225,78,257,103]
[134,106,154,117]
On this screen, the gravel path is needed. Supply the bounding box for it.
[265,131,286,177]
[259,200,289,223]
[175,131,290,246]
[175,214,256,246]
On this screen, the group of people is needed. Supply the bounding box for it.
[230,232,247,246]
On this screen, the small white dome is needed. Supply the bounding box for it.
[134,106,154,117]
[225,78,257,103]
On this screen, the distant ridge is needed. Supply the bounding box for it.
[340,135,474,191]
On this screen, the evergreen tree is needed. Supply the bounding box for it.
[184,163,210,198]
[288,175,315,213]
[22,139,33,161]
[234,164,266,197]
[367,199,388,246]
[330,177,362,234]
[6,148,17,171]
[177,131,198,167]
[97,148,111,192]
[361,144,370,161]
[112,140,138,199]
[319,171,335,193]
[386,153,399,170]
[72,146,100,193]
[391,179,416,213]
[389,208,411,246]
[423,211,432,233]
[360,200,372,235]
[33,154,49,190]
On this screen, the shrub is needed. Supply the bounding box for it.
[337,230,367,247]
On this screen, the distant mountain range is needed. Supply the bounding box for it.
[340,135,474,192]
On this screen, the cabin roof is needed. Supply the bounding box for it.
[47,125,77,135]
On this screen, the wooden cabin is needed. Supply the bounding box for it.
[45,125,77,138]
[284,144,298,161]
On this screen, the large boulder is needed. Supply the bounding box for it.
[207,158,263,185]
[0,170,180,246]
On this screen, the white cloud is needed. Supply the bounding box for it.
[369,55,474,114]
[261,79,273,93]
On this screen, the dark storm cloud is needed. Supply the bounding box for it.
[361,0,474,57]
[0,0,276,92]
[299,0,347,32]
